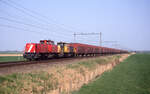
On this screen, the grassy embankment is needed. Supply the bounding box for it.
[0,54,124,94]
[72,54,150,94]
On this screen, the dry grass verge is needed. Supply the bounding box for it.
[0,54,130,94]
[0,54,23,57]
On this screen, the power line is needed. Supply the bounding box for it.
[73,32,102,46]
[102,41,117,43]
[7,0,75,32]
[0,17,71,36]
[0,0,74,40]
[0,24,72,40]
[75,34,101,45]
[0,24,45,34]
[2,0,75,33]
[0,17,48,31]
[1,0,40,22]
[0,10,56,31]
[0,10,73,39]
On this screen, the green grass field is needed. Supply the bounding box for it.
[72,54,150,94]
[0,51,22,54]
[0,56,25,62]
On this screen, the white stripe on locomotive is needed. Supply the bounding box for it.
[28,44,33,52]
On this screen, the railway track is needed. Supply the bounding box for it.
[0,55,104,68]
[0,61,30,67]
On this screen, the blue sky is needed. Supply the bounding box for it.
[0,0,150,51]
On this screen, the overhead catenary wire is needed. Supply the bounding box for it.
[0,24,46,34]
[0,10,67,33]
[0,10,73,42]
[0,19,72,40]
[0,17,71,36]
[0,24,72,40]
[0,0,75,42]
[74,32,102,46]
[7,0,75,33]
[1,0,75,33]
[75,35,100,46]
[0,0,42,23]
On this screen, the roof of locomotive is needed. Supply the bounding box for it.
[40,40,54,42]
[57,41,68,44]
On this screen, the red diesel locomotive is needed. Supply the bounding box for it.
[24,40,58,60]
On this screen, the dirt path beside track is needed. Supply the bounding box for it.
[0,54,23,56]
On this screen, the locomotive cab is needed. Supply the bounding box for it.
[57,42,66,56]
[23,43,38,60]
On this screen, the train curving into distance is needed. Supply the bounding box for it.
[23,40,128,60]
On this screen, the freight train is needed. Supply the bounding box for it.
[23,40,128,60]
